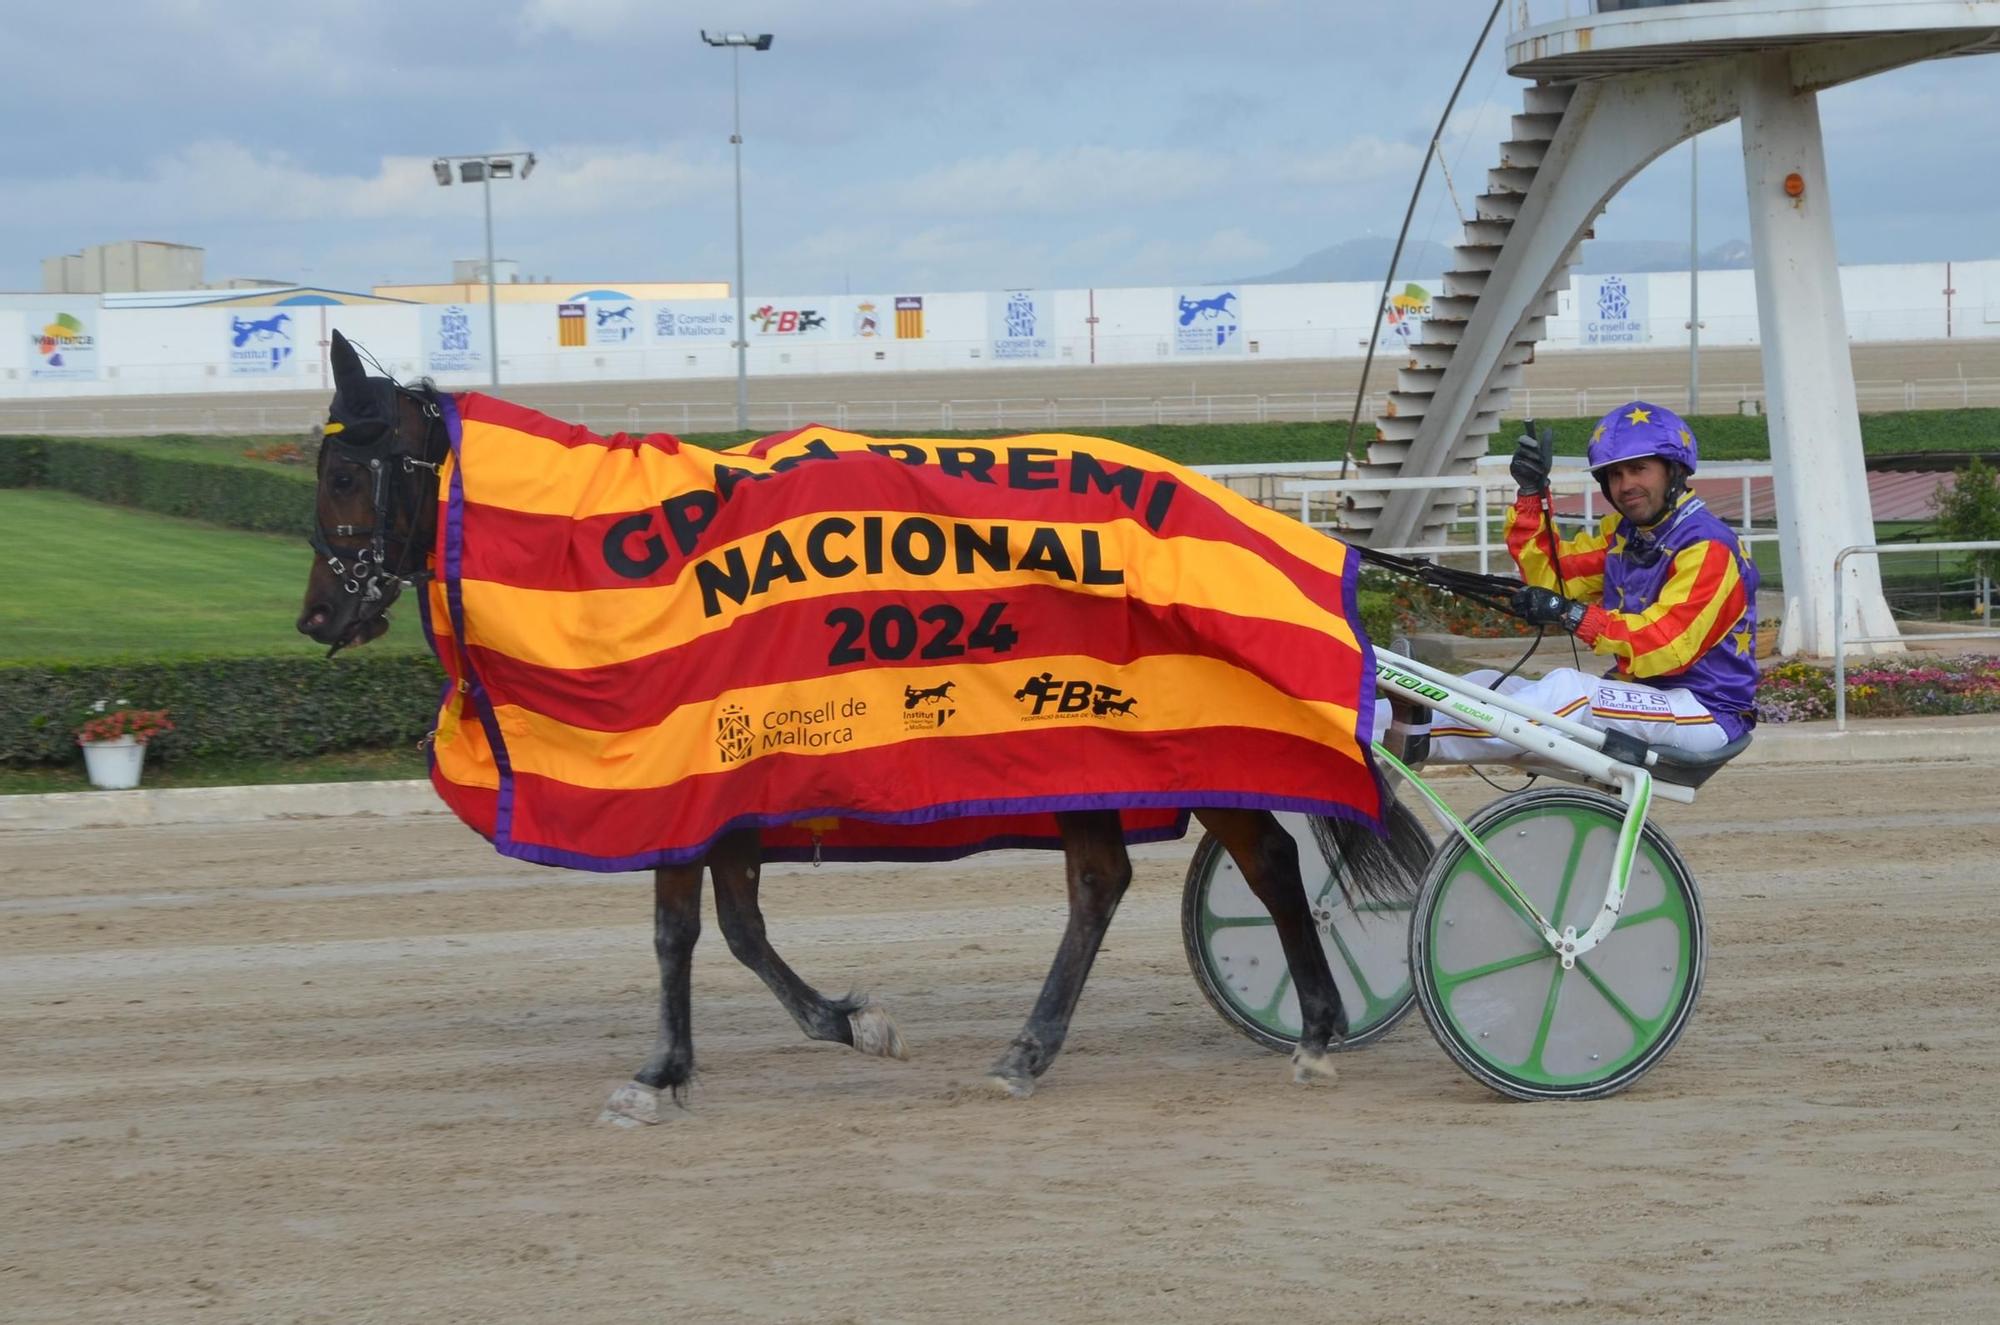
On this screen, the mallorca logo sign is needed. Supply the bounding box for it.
[227,311,297,376]
[991,289,1052,360]
[30,311,96,380]
[1582,274,1647,346]
[1377,283,1430,348]
[422,304,486,375]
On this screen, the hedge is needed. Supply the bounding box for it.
[0,652,445,766]
[10,435,318,534]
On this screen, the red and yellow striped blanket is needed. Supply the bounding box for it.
[419,394,1383,869]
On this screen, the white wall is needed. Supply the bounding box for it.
[3,258,1995,399]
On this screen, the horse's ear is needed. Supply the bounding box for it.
[329,330,367,397]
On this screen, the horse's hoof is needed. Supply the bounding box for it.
[598,1081,665,1126]
[1290,1047,1338,1086]
[849,1003,908,1060]
[987,1070,1037,1100]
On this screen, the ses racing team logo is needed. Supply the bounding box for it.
[1013,673,1139,720]
[715,704,754,763]
[901,679,957,731]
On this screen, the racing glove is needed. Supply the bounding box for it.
[1510,585,1592,635]
[1509,434,1551,494]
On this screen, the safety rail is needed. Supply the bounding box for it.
[1833,541,2000,730]
[5,376,2000,437]
[1280,461,1778,573]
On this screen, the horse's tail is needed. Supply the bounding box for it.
[1310,801,1428,910]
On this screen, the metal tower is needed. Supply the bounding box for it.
[1346,0,2000,656]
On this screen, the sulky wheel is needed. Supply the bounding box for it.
[1182,802,1429,1053]
[1409,786,1706,1100]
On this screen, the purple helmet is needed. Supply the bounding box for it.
[1587,401,1698,476]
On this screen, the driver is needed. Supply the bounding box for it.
[1417,400,1761,763]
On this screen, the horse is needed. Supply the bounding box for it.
[296,330,1418,1123]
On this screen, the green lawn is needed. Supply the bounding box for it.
[0,489,429,662]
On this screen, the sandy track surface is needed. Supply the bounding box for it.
[4,760,1997,1323]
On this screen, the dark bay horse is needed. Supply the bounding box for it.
[297,331,1416,1124]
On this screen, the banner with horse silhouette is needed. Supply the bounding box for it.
[419,395,1384,869]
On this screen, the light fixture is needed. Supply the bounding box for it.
[430,151,537,389]
[1783,171,1806,199]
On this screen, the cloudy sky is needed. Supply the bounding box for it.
[5,0,1996,296]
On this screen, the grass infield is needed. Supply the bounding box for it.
[0,488,428,663]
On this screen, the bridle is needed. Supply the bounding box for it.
[309,382,448,651]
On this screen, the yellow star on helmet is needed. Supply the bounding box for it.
[1624,406,1653,425]
[1591,424,1606,442]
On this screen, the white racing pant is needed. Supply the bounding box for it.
[1373,666,1733,764]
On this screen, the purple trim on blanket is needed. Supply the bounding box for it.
[1338,538,1391,830]
[437,394,522,847]
[485,786,1383,873]
[414,552,447,783]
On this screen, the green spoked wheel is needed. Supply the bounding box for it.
[1182,803,1429,1053]
[1410,787,1706,1101]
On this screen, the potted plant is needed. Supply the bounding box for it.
[76,698,174,790]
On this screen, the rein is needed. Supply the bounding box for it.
[309,385,447,655]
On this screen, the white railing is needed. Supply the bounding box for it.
[4,377,1999,437]
[1833,542,2000,730]
[1279,460,1779,573]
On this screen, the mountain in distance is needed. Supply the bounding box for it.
[1233,235,1752,285]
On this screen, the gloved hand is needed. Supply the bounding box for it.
[1510,585,1590,633]
[1509,434,1550,494]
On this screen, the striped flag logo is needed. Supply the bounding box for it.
[557,302,587,347]
[894,295,924,340]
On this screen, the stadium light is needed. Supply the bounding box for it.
[700,29,776,430]
[431,151,537,389]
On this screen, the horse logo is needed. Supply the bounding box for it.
[901,679,958,730]
[903,681,956,709]
[1091,689,1138,717]
[797,310,827,332]
[596,306,635,327]
[231,312,291,347]
[1177,292,1237,326]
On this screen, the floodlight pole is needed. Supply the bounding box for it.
[702,31,774,431]
[481,167,499,389]
[432,150,535,390]
[1688,134,1700,414]
[730,47,749,429]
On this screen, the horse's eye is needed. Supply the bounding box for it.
[331,472,357,494]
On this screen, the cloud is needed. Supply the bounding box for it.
[1277,136,1426,188]
[881,146,1234,218]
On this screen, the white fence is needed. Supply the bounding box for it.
[1271,460,1780,572]
[4,377,1999,438]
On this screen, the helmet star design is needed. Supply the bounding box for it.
[1587,399,1698,476]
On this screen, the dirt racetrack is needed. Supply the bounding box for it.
[4,758,1998,1323]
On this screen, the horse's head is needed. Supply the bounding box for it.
[296,330,448,655]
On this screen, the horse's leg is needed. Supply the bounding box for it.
[708,828,907,1061]
[1196,808,1348,1084]
[598,860,704,1126]
[987,809,1132,1099]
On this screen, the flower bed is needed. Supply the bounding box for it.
[1756,654,2000,723]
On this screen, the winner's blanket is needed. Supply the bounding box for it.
[419,394,1383,869]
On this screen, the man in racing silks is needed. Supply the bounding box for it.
[1413,400,1761,763]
